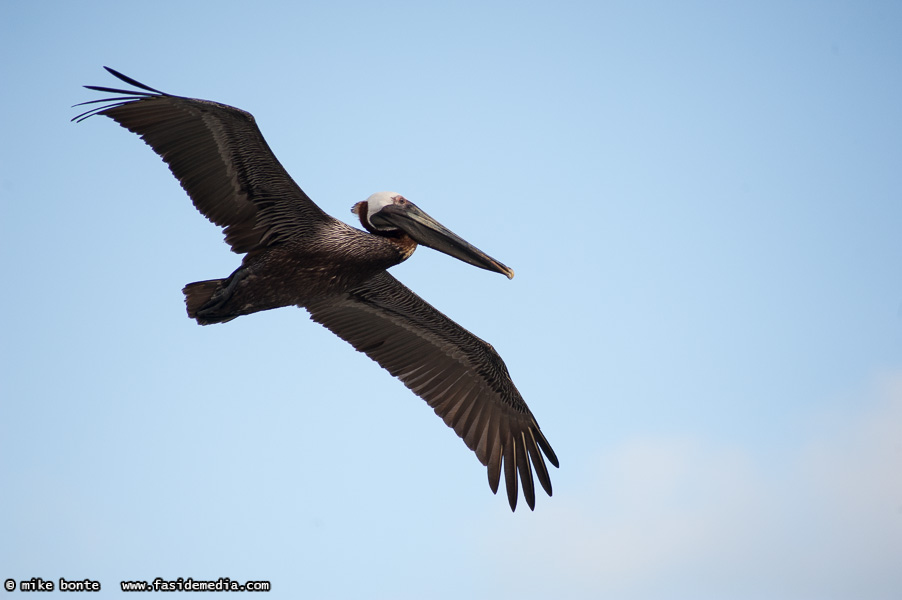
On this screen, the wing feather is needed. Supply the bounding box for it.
[75,67,331,254]
[306,272,557,511]
[503,433,518,510]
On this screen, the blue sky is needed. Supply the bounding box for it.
[1,1,900,598]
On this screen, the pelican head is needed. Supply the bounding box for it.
[352,192,514,279]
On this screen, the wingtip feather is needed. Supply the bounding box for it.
[102,66,166,94]
[503,434,518,511]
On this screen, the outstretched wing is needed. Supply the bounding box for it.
[74,67,332,254]
[306,272,558,511]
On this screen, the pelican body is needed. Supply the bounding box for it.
[75,68,558,510]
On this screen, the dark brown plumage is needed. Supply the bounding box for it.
[74,67,558,510]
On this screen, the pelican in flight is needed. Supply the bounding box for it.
[75,67,558,510]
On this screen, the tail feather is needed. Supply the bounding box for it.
[183,279,234,325]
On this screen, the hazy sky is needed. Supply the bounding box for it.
[2,1,900,598]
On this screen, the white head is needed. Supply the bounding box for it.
[354,191,409,231]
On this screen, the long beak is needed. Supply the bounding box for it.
[371,202,515,279]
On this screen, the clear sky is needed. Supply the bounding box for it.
[1,1,900,598]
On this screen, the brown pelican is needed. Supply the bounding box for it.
[74,67,558,511]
